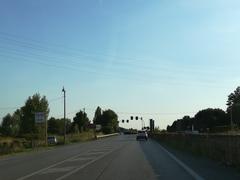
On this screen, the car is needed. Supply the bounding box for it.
[136,131,148,141]
[47,136,58,145]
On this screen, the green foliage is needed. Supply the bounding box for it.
[0,138,26,155]
[226,86,240,126]
[48,117,71,135]
[11,109,22,136]
[93,106,102,125]
[1,114,13,136]
[167,109,227,133]
[167,116,194,132]
[0,111,21,136]
[100,109,118,134]
[73,110,89,132]
[20,93,49,134]
[48,117,60,134]
[194,108,227,132]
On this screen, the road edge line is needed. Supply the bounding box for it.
[154,141,205,180]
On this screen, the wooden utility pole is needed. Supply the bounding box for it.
[62,87,66,144]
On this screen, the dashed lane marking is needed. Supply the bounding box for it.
[39,167,76,175]
[56,148,118,180]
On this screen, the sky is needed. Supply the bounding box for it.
[1,0,240,130]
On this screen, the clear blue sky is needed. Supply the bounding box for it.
[1,0,240,129]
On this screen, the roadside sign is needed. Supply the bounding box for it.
[35,112,45,123]
[96,124,102,131]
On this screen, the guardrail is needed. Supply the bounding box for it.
[96,133,119,139]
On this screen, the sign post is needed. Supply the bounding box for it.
[35,112,47,146]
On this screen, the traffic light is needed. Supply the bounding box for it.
[150,119,155,132]
[135,116,138,120]
[126,120,129,123]
[130,116,133,120]
[122,120,124,123]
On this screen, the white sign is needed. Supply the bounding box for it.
[96,124,102,131]
[35,112,45,123]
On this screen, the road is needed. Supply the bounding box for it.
[0,134,240,180]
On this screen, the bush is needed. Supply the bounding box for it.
[102,126,114,134]
[0,137,28,155]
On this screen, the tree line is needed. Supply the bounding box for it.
[0,93,119,138]
[167,86,240,133]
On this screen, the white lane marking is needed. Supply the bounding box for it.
[67,157,94,162]
[85,151,105,155]
[56,148,117,180]
[39,167,76,175]
[16,152,91,180]
[90,149,111,153]
[156,142,205,180]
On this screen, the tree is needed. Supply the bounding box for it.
[48,117,60,135]
[194,108,227,132]
[20,93,50,135]
[0,114,12,136]
[10,109,22,136]
[0,110,21,136]
[226,87,240,126]
[93,106,102,125]
[101,109,118,134]
[73,110,89,132]
[48,117,72,135]
[167,109,227,133]
[167,116,193,132]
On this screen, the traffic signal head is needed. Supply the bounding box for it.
[130,116,133,120]
[135,116,138,120]
[122,120,124,123]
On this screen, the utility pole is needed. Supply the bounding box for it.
[231,105,233,131]
[45,113,48,146]
[62,87,66,144]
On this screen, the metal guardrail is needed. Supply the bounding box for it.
[96,133,119,139]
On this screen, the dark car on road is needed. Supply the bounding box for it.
[136,131,148,141]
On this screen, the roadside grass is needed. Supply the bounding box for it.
[55,130,99,144]
[0,130,103,157]
[0,137,30,156]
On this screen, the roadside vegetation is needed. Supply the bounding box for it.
[151,86,240,168]
[167,86,240,134]
[0,93,119,156]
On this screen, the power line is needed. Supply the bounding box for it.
[0,32,233,88]
[0,51,227,88]
[0,96,63,111]
[0,31,229,79]
[0,31,233,88]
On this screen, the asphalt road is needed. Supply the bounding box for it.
[0,135,240,180]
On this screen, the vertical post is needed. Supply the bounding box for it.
[45,113,48,146]
[231,106,233,131]
[62,87,66,144]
